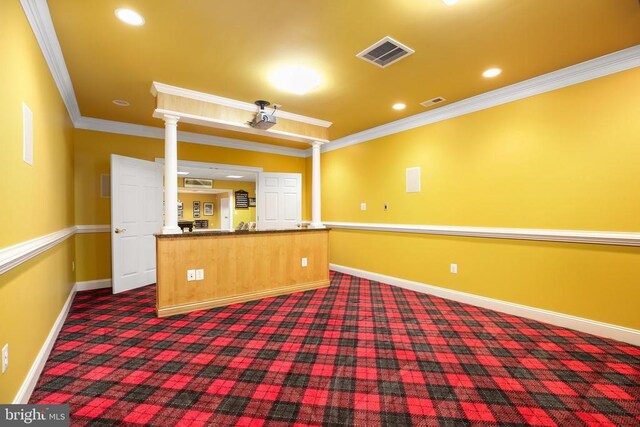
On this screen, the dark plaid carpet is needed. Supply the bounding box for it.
[31,271,639,426]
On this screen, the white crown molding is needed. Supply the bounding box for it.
[14,281,77,404]
[330,264,640,346]
[153,108,330,146]
[0,226,76,275]
[23,0,638,158]
[20,0,81,124]
[324,45,640,153]
[76,224,110,233]
[324,221,640,247]
[151,82,332,128]
[75,116,309,158]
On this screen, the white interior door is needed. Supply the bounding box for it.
[257,172,302,230]
[111,154,163,294]
[220,197,231,230]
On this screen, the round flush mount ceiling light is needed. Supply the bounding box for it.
[269,65,322,95]
[392,103,406,110]
[482,67,502,78]
[115,8,145,26]
[112,99,130,106]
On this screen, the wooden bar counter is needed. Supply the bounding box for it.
[155,229,330,317]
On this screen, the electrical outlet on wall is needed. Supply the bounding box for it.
[360,203,367,211]
[2,344,8,373]
[450,264,458,274]
[301,257,308,267]
[187,270,196,281]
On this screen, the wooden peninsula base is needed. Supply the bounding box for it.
[155,229,329,317]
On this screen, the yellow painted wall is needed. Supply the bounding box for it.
[74,130,308,280]
[178,192,221,229]
[0,0,75,403]
[323,68,640,330]
[75,233,111,282]
[215,180,256,228]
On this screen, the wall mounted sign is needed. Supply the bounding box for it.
[204,202,214,216]
[235,190,249,208]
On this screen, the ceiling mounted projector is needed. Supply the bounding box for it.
[249,100,277,130]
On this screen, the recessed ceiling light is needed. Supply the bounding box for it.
[177,171,190,176]
[112,99,130,106]
[269,65,321,95]
[482,68,502,78]
[392,103,406,111]
[442,0,460,5]
[226,175,243,179]
[114,8,145,26]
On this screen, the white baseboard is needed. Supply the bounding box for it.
[13,278,112,403]
[13,283,77,404]
[76,279,111,292]
[330,264,640,346]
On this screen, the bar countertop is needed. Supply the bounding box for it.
[155,227,329,238]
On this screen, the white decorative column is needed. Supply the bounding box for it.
[162,114,182,234]
[310,142,325,229]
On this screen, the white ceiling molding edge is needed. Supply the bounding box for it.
[324,44,640,153]
[21,1,639,159]
[20,0,81,123]
[20,0,309,159]
[75,117,309,158]
[151,82,332,128]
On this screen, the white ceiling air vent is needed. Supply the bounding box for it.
[357,36,415,68]
[184,178,213,189]
[420,97,446,108]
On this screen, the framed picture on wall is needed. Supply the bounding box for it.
[193,201,201,210]
[204,202,214,216]
[193,210,200,218]
[249,197,256,207]
[178,210,183,219]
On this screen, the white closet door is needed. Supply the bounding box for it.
[257,173,302,230]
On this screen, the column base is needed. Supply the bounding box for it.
[162,226,183,235]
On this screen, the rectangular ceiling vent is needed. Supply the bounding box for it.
[357,36,415,68]
[420,97,446,108]
[184,178,213,189]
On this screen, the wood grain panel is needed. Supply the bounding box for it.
[156,230,330,317]
[157,93,329,140]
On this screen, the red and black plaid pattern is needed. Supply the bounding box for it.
[31,271,640,426]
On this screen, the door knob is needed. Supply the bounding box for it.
[114,227,126,234]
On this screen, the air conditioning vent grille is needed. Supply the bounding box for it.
[184,178,213,189]
[357,36,414,68]
[420,97,446,108]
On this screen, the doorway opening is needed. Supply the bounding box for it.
[157,159,261,232]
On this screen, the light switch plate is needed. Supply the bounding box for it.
[301,257,308,267]
[360,203,367,211]
[195,269,204,280]
[187,269,196,281]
